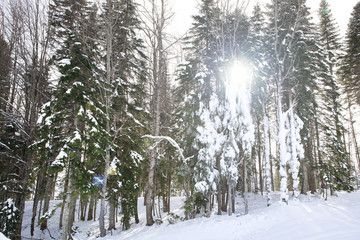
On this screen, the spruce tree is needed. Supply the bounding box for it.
[317,0,354,193]
[43,1,109,238]
[100,0,148,231]
[340,2,360,105]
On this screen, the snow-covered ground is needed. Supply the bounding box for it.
[21,191,360,240]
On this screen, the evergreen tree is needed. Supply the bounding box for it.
[42,1,109,238]
[174,0,255,216]
[100,0,148,232]
[340,2,360,105]
[317,0,354,193]
[0,35,11,120]
[266,0,317,201]
[248,4,272,199]
[172,0,221,218]
[0,36,14,237]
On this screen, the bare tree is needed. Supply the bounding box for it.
[139,0,174,226]
[0,0,51,238]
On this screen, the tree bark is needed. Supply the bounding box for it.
[40,173,54,230]
[87,194,95,221]
[257,119,263,195]
[31,171,44,236]
[108,198,116,230]
[135,197,139,224]
[61,168,74,240]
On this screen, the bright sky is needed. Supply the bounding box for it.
[170,0,359,39]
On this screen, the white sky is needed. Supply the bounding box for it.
[169,0,359,38]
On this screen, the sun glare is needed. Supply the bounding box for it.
[228,61,253,90]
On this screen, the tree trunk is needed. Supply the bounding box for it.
[94,196,97,221]
[31,171,44,236]
[221,180,227,212]
[99,152,109,236]
[216,156,222,215]
[40,173,54,230]
[264,111,272,206]
[257,120,263,195]
[59,176,69,229]
[227,184,232,216]
[80,196,88,221]
[61,168,75,240]
[87,194,95,221]
[347,96,360,169]
[244,158,249,214]
[135,197,139,224]
[288,97,300,198]
[108,198,116,230]
[146,149,156,226]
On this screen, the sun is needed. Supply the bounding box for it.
[228,60,253,90]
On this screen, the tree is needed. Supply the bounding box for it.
[45,1,107,239]
[140,0,174,226]
[99,0,148,232]
[248,4,272,200]
[316,0,354,194]
[0,0,51,238]
[267,0,315,201]
[340,2,360,105]
[0,35,11,119]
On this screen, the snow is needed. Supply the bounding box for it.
[59,58,71,67]
[0,233,9,240]
[21,191,360,240]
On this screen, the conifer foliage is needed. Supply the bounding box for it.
[341,2,360,105]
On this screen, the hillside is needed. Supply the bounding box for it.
[20,191,360,240]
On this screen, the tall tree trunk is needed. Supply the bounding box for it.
[347,96,360,169]
[257,120,263,195]
[31,171,44,236]
[87,194,95,221]
[305,140,315,194]
[252,145,258,193]
[40,173,55,230]
[277,87,288,202]
[108,198,116,230]
[227,184,232,216]
[221,180,227,212]
[99,149,110,236]
[135,197,139,224]
[244,158,249,214]
[80,196,88,221]
[288,97,300,198]
[216,156,222,215]
[61,168,75,240]
[264,110,272,206]
[59,176,69,229]
[99,0,114,235]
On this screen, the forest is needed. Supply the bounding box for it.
[0,0,360,239]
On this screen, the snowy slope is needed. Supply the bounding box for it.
[0,233,9,240]
[21,191,360,240]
